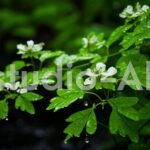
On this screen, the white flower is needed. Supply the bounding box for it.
[82,34,105,49]
[119,3,149,19]
[84,62,117,85]
[86,69,97,77]
[4,82,27,94]
[126,5,134,14]
[27,40,34,48]
[4,82,20,91]
[101,67,117,77]
[101,67,117,81]
[142,5,149,12]
[96,63,106,72]
[17,40,44,55]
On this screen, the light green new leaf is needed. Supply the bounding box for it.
[64,108,97,143]
[0,100,8,119]
[109,110,139,143]
[47,89,84,111]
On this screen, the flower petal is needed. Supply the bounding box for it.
[96,62,106,72]
[142,5,149,12]
[17,88,27,94]
[86,69,96,77]
[82,38,88,48]
[14,82,20,90]
[84,78,93,85]
[101,67,117,77]
[17,44,26,51]
[27,40,34,48]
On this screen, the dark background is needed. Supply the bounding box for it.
[0,0,149,150]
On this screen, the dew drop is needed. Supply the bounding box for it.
[84,134,90,144]
[84,101,88,107]
[5,118,8,121]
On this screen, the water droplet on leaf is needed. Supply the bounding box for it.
[84,101,88,107]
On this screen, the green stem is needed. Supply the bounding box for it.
[85,91,103,102]
[30,56,35,70]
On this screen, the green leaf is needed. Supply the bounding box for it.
[116,53,148,89]
[39,51,63,62]
[15,96,35,114]
[120,19,150,50]
[139,103,150,119]
[140,122,150,135]
[21,72,39,87]
[109,97,138,107]
[109,110,139,143]
[120,33,136,50]
[118,107,139,121]
[15,92,42,114]
[5,60,25,71]
[86,109,97,134]
[64,108,97,143]
[109,97,139,121]
[106,24,133,47]
[47,89,84,111]
[20,92,43,101]
[0,100,8,120]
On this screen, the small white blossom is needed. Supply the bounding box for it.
[4,82,20,91]
[96,63,106,72]
[82,34,105,49]
[85,69,97,77]
[119,3,149,19]
[17,40,44,55]
[142,5,150,12]
[84,62,117,85]
[126,5,134,14]
[17,88,28,94]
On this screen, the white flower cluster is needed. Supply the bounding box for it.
[82,34,105,49]
[4,82,27,94]
[120,3,149,19]
[84,62,117,85]
[17,40,44,55]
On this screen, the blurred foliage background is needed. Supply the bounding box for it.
[0,0,150,149]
